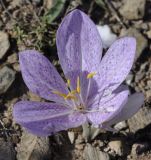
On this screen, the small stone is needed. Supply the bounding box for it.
[0,138,16,160]
[120,28,148,61]
[147,80,151,86]
[108,140,123,156]
[114,121,127,130]
[145,90,151,98]
[13,63,20,72]
[98,141,104,148]
[119,0,146,20]
[140,62,148,71]
[146,30,151,39]
[84,144,110,160]
[75,134,85,144]
[141,23,148,30]
[43,0,53,9]
[0,66,16,94]
[140,80,146,87]
[32,0,41,5]
[7,53,18,64]
[75,144,84,150]
[128,107,151,132]
[10,0,22,8]
[17,131,52,160]
[68,131,75,144]
[0,31,10,59]
[131,143,149,156]
[135,72,145,83]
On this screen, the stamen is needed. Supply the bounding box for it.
[52,91,67,98]
[87,72,96,79]
[76,76,81,93]
[67,79,70,87]
[65,92,77,100]
[70,90,77,94]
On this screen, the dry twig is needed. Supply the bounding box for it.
[104,0,127,28]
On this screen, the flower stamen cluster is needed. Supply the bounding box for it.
[52,72,96,112]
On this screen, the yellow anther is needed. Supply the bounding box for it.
[67,79,70,87]
[87,72,96,79]
[65,92,77,100]
[76,76,81,93]
[70,90,77,94]
[52,91,67,98]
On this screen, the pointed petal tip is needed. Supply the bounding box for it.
[68,9,84,15]
[119,36,136,47]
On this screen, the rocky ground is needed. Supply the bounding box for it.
[0,0,151,160]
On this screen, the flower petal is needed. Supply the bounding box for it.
[97,37,136,91]
[87,90,129,125]
[102,93,144,127]
[56,9,102,89]
[19,50,68,102]
[87,84,128,110]
[13,101,86,136]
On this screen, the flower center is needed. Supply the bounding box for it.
[52,72,96,111]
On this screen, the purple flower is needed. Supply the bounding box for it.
[13,9,144,136]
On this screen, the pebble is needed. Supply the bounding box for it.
[135,72,145,83]
[140,62,148,71]
[114,121,128,130]
[145,90,151,98]
[75,144,84,150]
[0,66,16,94]
[128,107,151,132]
[43,0,53,9]
[131,143,149,156]
[13,63,20,72]
[146,30,151,39]
[32,0,41,5]
[147,80,151,86]
[68,131,75,144]
[84,144,110,160]
[119,0,146,20]
[17,131,52,160]
[7,53,18,64]
[0,31,10,59]
[108,140,123,156]
[75,134,85,144]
